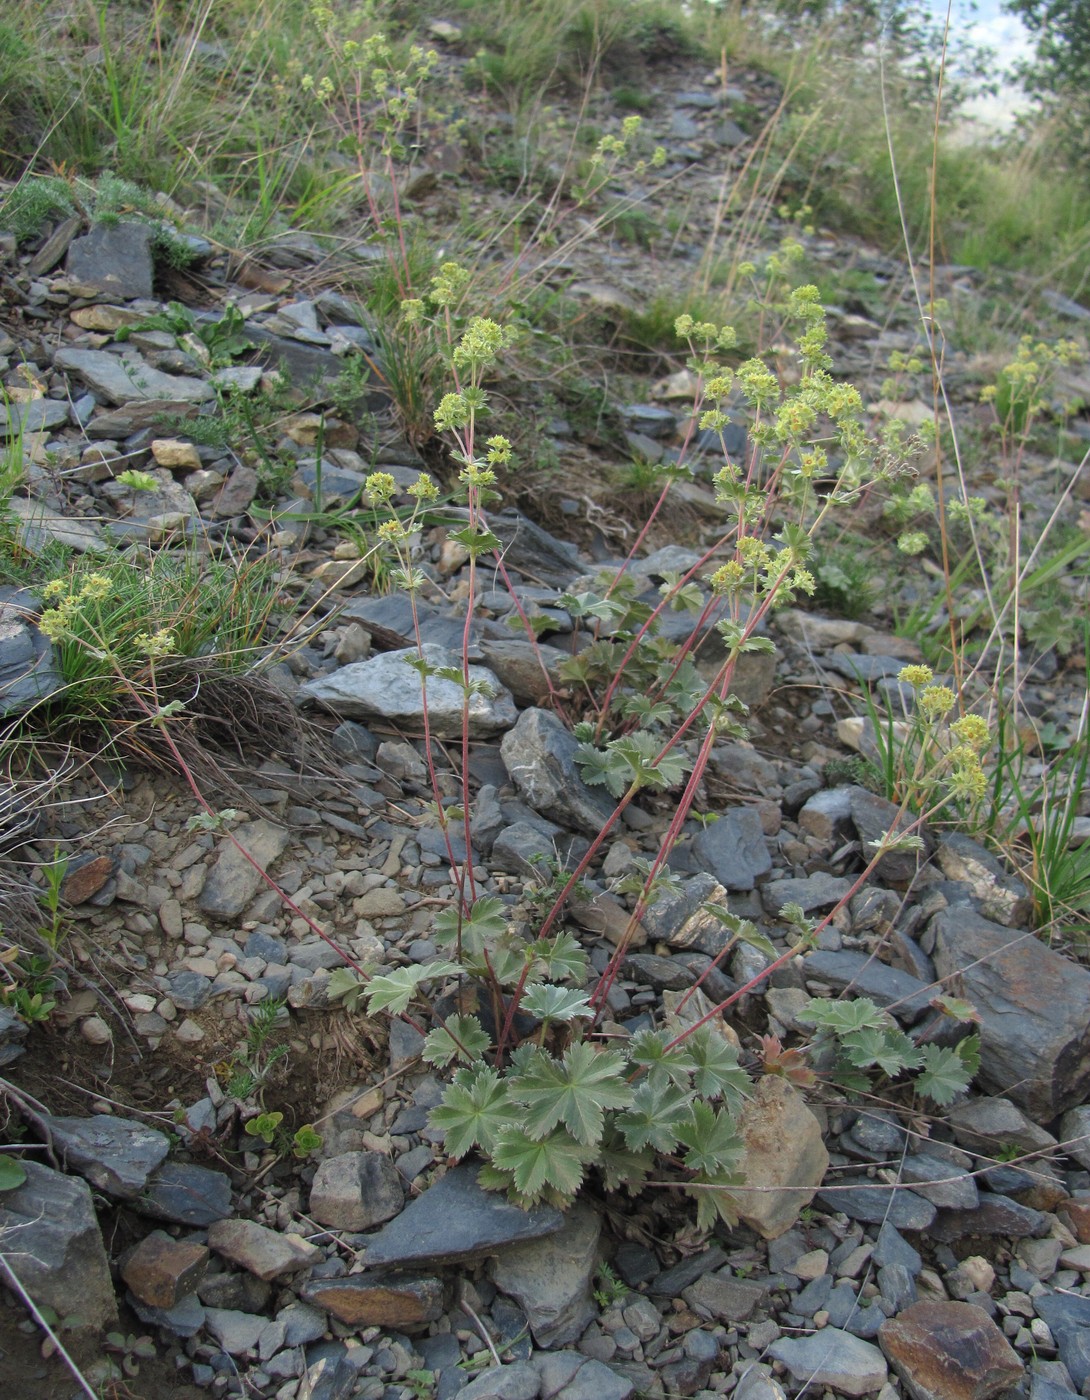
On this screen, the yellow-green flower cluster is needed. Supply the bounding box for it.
[918,684,956,721]
[452,318,515,374]
[134,629,176,657]
[365,472,398,505]
[38,572,113,641]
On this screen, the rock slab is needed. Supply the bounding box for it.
[770,1328,888,1396]
[721,1077,828,1239]
[489,1203,600,1347]
[878,1301,1024,1400]
[362,1161,563,1268]
[930,909,1090,1118]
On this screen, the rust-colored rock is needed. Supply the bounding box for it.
[1061,1195,1090,1244]
[879,1301,1024,1400]
[121,1230,208,1309]
[302,1274,443,1328]
[62,854,115,904]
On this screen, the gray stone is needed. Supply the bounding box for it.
[824,653,907,684]
[684,1271,767,1321]
[873,1224,922,1276]
[490,511,585,589]
[770,1328,888,1396]
[242,323,387,412]
[363,1162,562,1268]
[849,788,933,883]
[734,1369,787,1400]
[457,1363,541,1400]
[309,1151,404,1231]
[901,1152,979,1210]
[945,1097,1058,1157]
[934,833,1031,926]
[0,397,70,437]
[501,708,616,836]
[302,644,516,737]
[53,348,213,405]
[931,910,1090,1118]
[129,1290,206,1337]
[1060,1106,1090,1170]
[930,1195,1048,1242]
[878,1264,918,1313]
[490,1203,599,1347]
[207,1218,322,1280]
[198,819,289,920]
[641,873,732,953]
[554,1358,634,1400]
[849,1111,908,1157]
[45,1112,170,1198]
[204,1306,266,1356]
[164,969,212,1010]
[763,872,851,917]
[692,809,771,891]
[648,1246,728,1296]
[1036,1295,1090,1388]
[0,1160,117,1328]
[66,221,154,299]
[818,1180,936,1231]
[799,787,856,841]
[802,950,934,1021]
[136,1161,232,1226]
[0,587,62,715]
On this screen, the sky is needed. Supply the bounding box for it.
[921,0,1035,126]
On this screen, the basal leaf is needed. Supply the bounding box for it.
[428,1064,511,1158]
[490,1124,592,1204]
[528,932,589,986]
[363,961,461,1017]
[915,1040,977,1106]
[687,1027,750,1112]
[675,1100,743,1177]
[422,1014,491,1068]
[797,996,887,1035]
[627,1027,696,1088]
[841,1025,922,1077]
[521,984,593,1023]
[615,1080,690,1153]
[510,1042,633,1146]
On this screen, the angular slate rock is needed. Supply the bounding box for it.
[849,788,933,883]
[930,1194,1049,1242]
[0,587,61,716]
[901,1152,979,1210]
[197,818,289,921]
[692,809,772,891]
[136,1161,233,1226]
[770,1328,888,1397]
[641,873,732,953]
[309,1150,404,1231]
[66,220,154,299]
[0,1160,117,1328]
[802,950,934,1022]
[45,1112,170,1198]
[490,511,584,588]
[934,832,1031,926]
[818,1179,936,1231]
[879,1301,1024,1400]
[763,872,851,917]
[1036,1294,1090,1389]
[490,1203,599,1347]
[362,1162,562,1268]
[53,348,213,405]
[931,910,1090,1118]
[303,644,515,738]
[501,708,616,836]
[0,397,70,437]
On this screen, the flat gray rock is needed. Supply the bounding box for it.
[137,1161,233,1226]
[0,588,61,716]
[362,1162,563,1268]
[45,1112,170,1198]
[802,950,934,1022]
[53,348,213,405]
[0,1160,117,1328]
[770,1328,887,1397]
[489,1204,599,1347]
[198,819,289,920]
[931,910,1090,1118]
[763,872,851,917]
[0,397,69,437]
[501,707,616,836]
[692,808,772,891]
[302,644,516,738]
[818,1179,936,1231]
[66,220,154,299]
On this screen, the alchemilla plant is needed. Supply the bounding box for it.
[326,270,988,1223]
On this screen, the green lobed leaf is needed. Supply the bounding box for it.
[626,1028,697,1089]
[509,1042,633,1146]
[422,1014,491,1068]
[428,1064,512,1158]
[915,1039,977,1106]
[520,984,593,1023]
[675,1100,743,1178]
[686,1027,750,1112]
[490,1124,593,1204]
[841,1025,922,1077]
[363,961,461,1017]
[797,996,888,1035]
[615,1080,691,1153]
[527,931,588,986]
